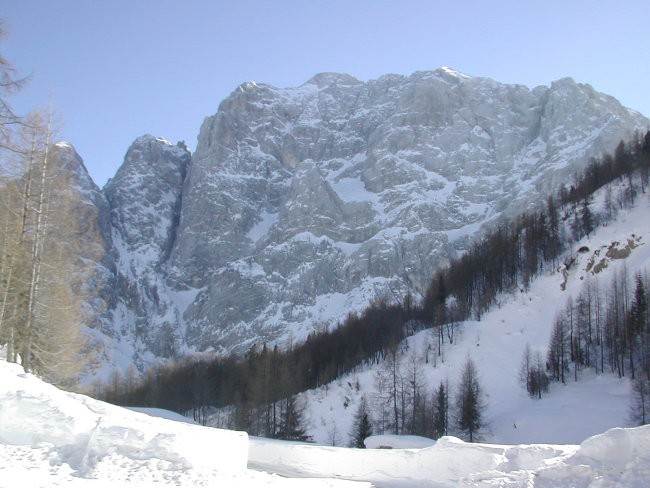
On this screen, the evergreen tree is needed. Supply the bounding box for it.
[277,396,310,442]
[350,396,373,448]
[630,376,650,426]
[629,273,647,336]
[432,380,449,439]
[626,272,648,381]
[580,198,594,237]
[455,357,485,442]
[547,313,569,383]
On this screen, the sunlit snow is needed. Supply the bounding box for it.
[1,361,649,487]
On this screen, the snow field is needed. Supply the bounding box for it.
[1,335,650,486]
[249,428,650,487]
[0,362,246,479]
[0,361,370,487]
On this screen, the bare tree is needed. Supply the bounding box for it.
[0,20,29,152]
[0,110,88,386]
[372,344,404,434]
[520,343,549,399]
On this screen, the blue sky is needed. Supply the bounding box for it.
[3,0,649,187]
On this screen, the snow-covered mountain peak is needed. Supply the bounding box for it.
[438,66,470,78]
[76,70,649,376]
[304,72,363,88]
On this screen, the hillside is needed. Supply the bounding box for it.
[297,175,650,446]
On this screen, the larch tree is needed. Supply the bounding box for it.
[520,343,549,399]
[0,110,88,386]
[372,342,405,435]
[0,20,28,151]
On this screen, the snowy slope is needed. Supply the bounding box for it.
[1,360,649,487]
[298,179,650,447]
[0,361,367,488]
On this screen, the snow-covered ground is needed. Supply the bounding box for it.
[0,361,367,487]
[1,359,649,487]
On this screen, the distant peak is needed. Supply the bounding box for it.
[133,134,174,147]
[54,141,74,150]
[439,66,471,79]
[551,76,578,87]
[304,72,362,88]
[410,67,472,84]
[238,81,263,92]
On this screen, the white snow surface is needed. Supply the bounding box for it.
[0,362,365,487]
[1,360,649,487]
[364,435,436,449]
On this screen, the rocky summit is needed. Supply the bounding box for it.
[68,68,648,378]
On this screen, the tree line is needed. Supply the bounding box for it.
[362,351,485,444]
[425,131,650,332]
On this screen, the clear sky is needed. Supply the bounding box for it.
[3,0,649,187]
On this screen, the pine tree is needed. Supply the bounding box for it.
[350,396,373,448]
[630,376,650,426]
[432,380,449,439]
[277,396,310,442]
[455,356,485,442]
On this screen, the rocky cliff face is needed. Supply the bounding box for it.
[101,136,191,368]
[72,69,649,377]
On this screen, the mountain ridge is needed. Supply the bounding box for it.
[62,69,649,380]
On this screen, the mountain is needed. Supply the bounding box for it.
[74,68,648,379]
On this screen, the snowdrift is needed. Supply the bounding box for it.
[0,361,368,487]
[0,362,247,475]
[250,429,650,487]
[0,360,649,486]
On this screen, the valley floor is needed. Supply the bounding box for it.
[1,360,649,487]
